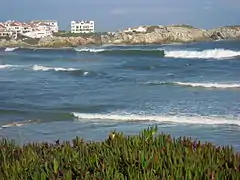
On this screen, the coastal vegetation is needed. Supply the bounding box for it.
[146,26,160,33]
[0,126,239,179]
[169,24,197,29]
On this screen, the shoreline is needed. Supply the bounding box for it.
[0,24,239,48]
[1,39,239,50]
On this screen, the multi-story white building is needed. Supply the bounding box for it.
[71,20,95,33]
[5,21,25,34]
[22,30,53,39]
[0,20,59,39]
[30,20,59,33]
[0,23,12,37]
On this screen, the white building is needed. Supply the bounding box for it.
[5,21,24,34]
[0,20,58,39]
[123,26,147,33]
[22,30,53,39]
[22,23,34,33]
[71,20,95,33]
[30,20,59,33]
[0,24,12,37]
[0,30,12,38]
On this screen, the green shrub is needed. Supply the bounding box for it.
[0,126,239,179]
[170,24,197,29]
[146,26,160,33]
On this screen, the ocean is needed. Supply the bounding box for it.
[0,40,240,151]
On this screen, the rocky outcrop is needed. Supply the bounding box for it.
[0,39,29,47]
[101,25,240,45]
[101,25,211,45]
[207,26,240,40]
[37,36,101,48]
[0,35,101,48]
[0,25,239,47]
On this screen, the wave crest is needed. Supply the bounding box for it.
[74,48,165,57]
[0,64,23,69]
[0,64,13,69]
[175,82,240,88]
[165,49,240,59]
[1,120,34,128]
[4,47,18,52]
[33,65,77,72]
[145,81,240,89]
[32,65,90,76]
[72,112,240,126]
[74,48,105,53]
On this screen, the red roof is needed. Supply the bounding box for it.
[9,23,18,26]
[22,23,31,28]
[38,22,50,26]
[9,22,23,26]
[0,24,5,29]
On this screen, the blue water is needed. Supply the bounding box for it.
[0,40,240,150]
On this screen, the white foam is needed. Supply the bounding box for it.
[4,47,18,52]
[0,64,13,69]
[83,71,89,76]
[1,120,33,128]
[165,49,240,59]
[74,48,105,53]
[1,123,23,128]
[32,65,77,72]
[145,81,240,89]
[175,82,240,88]
[72,112,240,126]
[0,64,23,69]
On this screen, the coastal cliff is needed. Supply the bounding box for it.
[0,25,240,47]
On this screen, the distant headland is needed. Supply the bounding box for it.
[1,23,240,48]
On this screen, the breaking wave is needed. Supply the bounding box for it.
[32,65,90,76]
[72,113,240,126]
[4,47,240,59]
[4,47,18,52]
[144,81,240,89]
[0,64,23,69]
[33,65,77,72]
[74,48,165,57]
[74,48,240,59]
[0,120,34,129]
[164,49,240,59]
[0,64,14,69]
[74,48,105,53]
[0,64,92,76]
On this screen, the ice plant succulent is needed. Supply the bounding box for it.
[0,126,239,179]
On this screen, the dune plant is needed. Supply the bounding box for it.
[0,126,239,179]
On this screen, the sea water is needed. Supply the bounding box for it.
[0,40,239,150]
